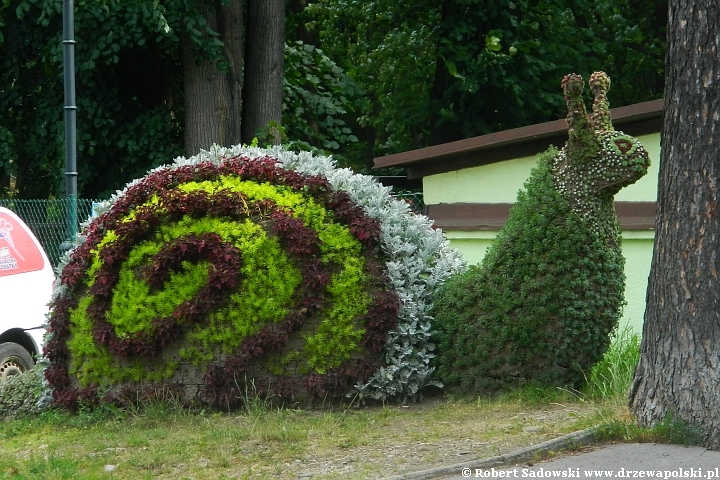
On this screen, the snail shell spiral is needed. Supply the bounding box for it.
[46,156,400,408]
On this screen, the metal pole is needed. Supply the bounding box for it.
[62,0,78,243]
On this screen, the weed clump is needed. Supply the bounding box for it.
[584,326,640,400]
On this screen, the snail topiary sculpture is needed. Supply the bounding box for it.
[45,146,464,410]
[432,72,651,392]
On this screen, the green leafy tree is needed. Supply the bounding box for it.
[629,0,720,449]
[428,0,666,144]
[0,0,287,199]
[305,0,440,166]
[0,0,665,198]
[279,41,362,162]
[306,0,665,152]
[1,0,187,198]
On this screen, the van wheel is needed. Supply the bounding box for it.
[0,342,34,382]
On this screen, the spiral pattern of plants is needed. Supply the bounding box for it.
[46,156,401,409]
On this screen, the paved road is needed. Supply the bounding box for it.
[439,443,720,480]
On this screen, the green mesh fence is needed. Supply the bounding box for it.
[0,199,101,269]
[392,191,424,213]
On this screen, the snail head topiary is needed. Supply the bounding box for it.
[432,72,650,392]
[555,72,650,235]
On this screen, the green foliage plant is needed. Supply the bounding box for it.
[305,0,664,155]
[305,0,439,158]
[597,411,705,447]
[584,325,640,401]
[282,41,362,164]
[0,1,364,198]
[1,0,188,198]
[432,72,650,392]
[0,362,49,418]
[428,0,665,143]
[47,146,464,409]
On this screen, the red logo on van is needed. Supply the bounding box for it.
[0,211,46,276]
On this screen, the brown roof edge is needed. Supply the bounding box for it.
[425,201,657,231]
[373,99,663,170]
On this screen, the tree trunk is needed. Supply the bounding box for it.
[628,1,720,448]
[241,0,285,143]
[182,1,243,156]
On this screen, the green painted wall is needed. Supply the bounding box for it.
[427,132,660,335]
[424,133,660,204]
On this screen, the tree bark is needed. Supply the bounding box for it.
[241,0,285,143]
[182,1,243,156]
[629,1,720,448]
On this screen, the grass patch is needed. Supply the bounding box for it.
[1,327,674,479]
[584,325,640,402]
[1,391,609,479]
[595,412,705,447]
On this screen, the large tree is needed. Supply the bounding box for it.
[306,0,440,164]
[1,0,666,197]
[181,1,244,156]
[428,0,666,145]
[241,0,285,143]
[182,0,286,155]
[307,0,665,153]
[0,0,288,198]
[628,1,720,448]
[0,0,186,199]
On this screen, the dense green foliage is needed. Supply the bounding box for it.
[433,151,625,390]
[584,326,640,400]
[1,0,665,197]
[305,0,665,151]
[305,0,440,160]
[0,0,363,198]
[1,0,665,198]
[427,0,665,143]
[1,0,664,196]
[432,73,650,392]
[1,0,187,198]
[0,363,48,418]
[281,41,363,162]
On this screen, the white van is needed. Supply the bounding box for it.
[0,206,54,382]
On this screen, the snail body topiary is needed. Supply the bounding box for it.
[432,72,651,392]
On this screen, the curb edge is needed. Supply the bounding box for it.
[381,426,599,480]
